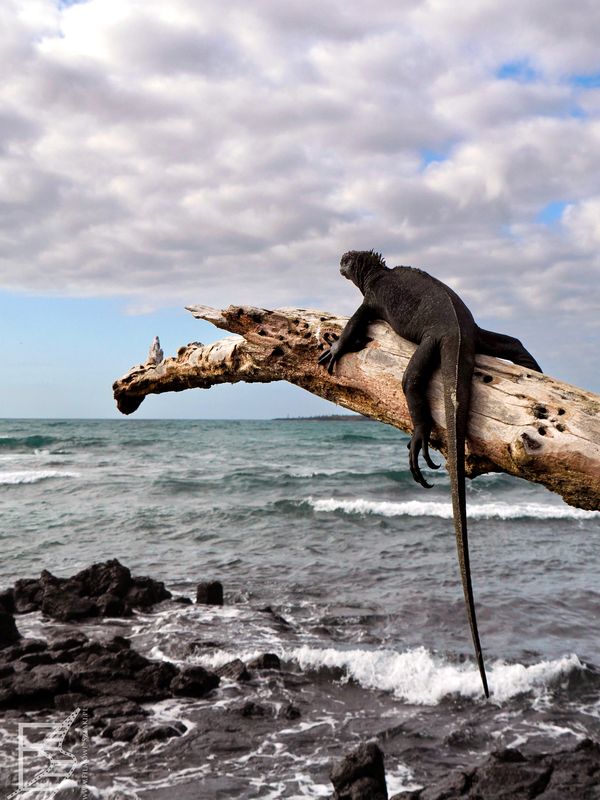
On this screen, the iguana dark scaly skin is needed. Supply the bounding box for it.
[319,250,542,698]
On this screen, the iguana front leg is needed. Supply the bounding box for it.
[318,303,372,374]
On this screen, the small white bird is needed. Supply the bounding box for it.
[147,335,164,365]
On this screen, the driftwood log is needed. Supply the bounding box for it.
[113,304,600,511]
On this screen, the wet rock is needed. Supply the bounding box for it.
[393,739,600,800]
[280,703,301,720]
[259,605,292,628]
[396,770,470,800]
[187,640,224,653]
[173,595,193,605]
[102,720,140,741]
[54,692,92,712]
[41,589,98,622]
[135,722,186,744]
[73,559,132,598]
[105,635,131,652]
[0,611,20,649]
[247,653,281,670]
[85,695,148,724]
[12,578,43,613]
[240,701,267,718]
[137,661,179,694]
[96,592,131,617]
[331,742,388,800]
[49,633,90,654]
[71,644,174,703]
[8,665,71,706]
[0,663,14,679]
[196,580,223,605]
[9,560,172,622]
[170,665,220,698]
[215,658,251,682]
[126,575,171,608]
[20,650,55,667]
[0,588,14,614]
[6,638,47,658]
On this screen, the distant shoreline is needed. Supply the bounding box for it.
[273,414,375,422]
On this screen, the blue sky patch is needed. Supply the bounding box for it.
[536,200,568,225]
[569,72,600,89]
[421,148,447,166]
[496,59,539,83]
[420,147,453,172]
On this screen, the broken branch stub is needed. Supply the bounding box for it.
[112,304,600,511]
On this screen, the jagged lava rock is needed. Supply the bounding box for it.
[391,739,600,800]
[0,588,14,614]
[170,665,220,697]
[247,653,281,670]
[0,632,220,712]
[215,658,251,682]
[331,742,388,800]
[4,559,172,622]
[196,580,223,605]
[0,612,20,649]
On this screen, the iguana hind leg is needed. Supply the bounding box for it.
[402,337,441,488]
[477,328,542,372]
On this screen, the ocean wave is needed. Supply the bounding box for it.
[184,639,585,706]
[0,434,57,450]
[287,645,584,704]
[0,469,80,485]
[307,497,600,520]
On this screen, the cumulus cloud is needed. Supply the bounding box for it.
[1,0,599,382]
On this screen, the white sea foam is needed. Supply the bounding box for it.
[0,469,80,485]
[308,496,599,520]
[285,645,583,705]
[186,640,583,706]
[289,467,348,477]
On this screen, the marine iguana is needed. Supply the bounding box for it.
[318,250,542,698]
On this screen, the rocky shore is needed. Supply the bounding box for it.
[2,560,599,799]
[0,560,286,747]
[330,739,600,800]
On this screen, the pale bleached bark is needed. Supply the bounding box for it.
[113,304,600,511]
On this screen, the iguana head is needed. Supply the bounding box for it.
[339,250,386,291]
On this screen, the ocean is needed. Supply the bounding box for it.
[1,417,599,798]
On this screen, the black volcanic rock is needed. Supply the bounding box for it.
[10,664,71,705]
[13,577,44,613]
[247,653,281,670]
[72,559,132,598]
[390,739,600,800]
[170,665,220,698]
[102,720,140,742]
[41,588,98,622]
[0,631,220,712]
[215,658,251,682]
[0,611,20,649]
[196,580,223,605]
[95,592,131,617]
[331,742,388,800]
[126,575,171,608]
[0,588,14,614]
[5,559,172,622]
[135,722,186,744]
[240,700,268,718]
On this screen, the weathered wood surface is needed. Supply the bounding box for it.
[113,304,600,511]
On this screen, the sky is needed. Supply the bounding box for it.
[1,0,600,419]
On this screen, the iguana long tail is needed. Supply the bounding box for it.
[442,334,490,698]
